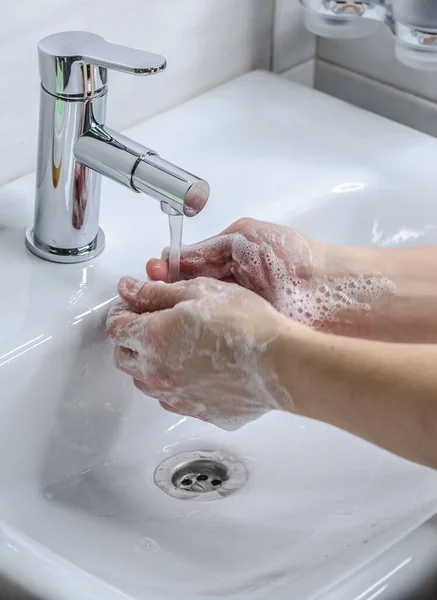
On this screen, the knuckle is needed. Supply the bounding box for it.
[234,217,255,230]
[106,318,120,338]
[107,316,129,340]
[107,298,128,319]
[106,300,132,336]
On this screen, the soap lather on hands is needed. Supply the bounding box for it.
[107,275,295,430]
[146,218,393,334]
[107,216,335,429]
[108,217,437,467]
[107,217,392,429]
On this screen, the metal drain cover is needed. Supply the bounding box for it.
[154,450,248,500]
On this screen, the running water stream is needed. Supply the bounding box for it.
[168,214,184,283]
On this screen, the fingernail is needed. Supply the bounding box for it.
[119,276,144,296]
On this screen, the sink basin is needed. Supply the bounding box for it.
[1,71,437,600]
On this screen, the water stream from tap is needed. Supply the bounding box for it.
[168,214,184,283]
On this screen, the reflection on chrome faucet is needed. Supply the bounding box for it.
[25,32,210,264]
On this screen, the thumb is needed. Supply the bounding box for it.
[118,277,200,313]
[146,258,169,282]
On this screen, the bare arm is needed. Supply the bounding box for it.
[108,276,437,469]
[325,244,437,342]
[278,322,437,468]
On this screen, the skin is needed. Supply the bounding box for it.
[108,218,437,468]
[107,278,288,429]
[148,218,437,343]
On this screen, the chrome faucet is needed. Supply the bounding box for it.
[26,32,210,263]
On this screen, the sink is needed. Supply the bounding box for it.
[1,71,437,600]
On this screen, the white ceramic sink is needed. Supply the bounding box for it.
[1,71,437,600]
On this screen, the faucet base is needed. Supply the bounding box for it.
[25,228,105,264]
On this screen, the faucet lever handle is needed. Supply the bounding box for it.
[79,39,167,75]
[38,31,166,98]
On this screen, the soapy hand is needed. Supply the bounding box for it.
[107,276,293,430]
[147,218,394,332]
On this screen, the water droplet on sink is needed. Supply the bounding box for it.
[2,541,19,554]
[44,491,53,500]
[134,537,161,555]
[163,443,178,453]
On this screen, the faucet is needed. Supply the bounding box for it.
[25,32,210,264]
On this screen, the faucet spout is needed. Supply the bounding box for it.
[26,32,210,264]
[74,125,209,218]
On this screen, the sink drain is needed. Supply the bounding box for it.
[154,450,247,500]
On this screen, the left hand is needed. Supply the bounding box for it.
[146,218,398,339]
[107,276,294,429]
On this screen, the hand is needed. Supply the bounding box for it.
[147,218,394,333]
[106,273,437,465]
[107,276,295,430]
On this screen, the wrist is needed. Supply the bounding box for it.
[272,322,354,422]
[268,317,321,415]
[321,244,395,338]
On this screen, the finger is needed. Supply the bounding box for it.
[159,400,182,415]
[134,378,153,396]
[134,381,185,413]
[172,219,262,280]
[161,236,233,280]
[159,400,212,425]
[159,400,197,418]
[118,276,203,313]
[146,258,168,282]
[107,308,150,348]
[107,298,143,340]
[150,253,236,285]
[114,345,138,371]
[161,218,258,265]
[107,297,131,320]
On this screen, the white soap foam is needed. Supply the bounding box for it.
[181,232,395,329]
[110,228,395,430]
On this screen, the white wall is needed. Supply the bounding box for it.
[317,24,437,136]
[273,0,316,85]
[0,0,274,185]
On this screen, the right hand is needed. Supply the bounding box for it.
[107,276,296,430]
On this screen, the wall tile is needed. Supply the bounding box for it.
[318,24,437,102]
[316,60,437,138]
[0,0,274,185]
[273,0,316,73]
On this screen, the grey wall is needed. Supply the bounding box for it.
[273,0,316,76]
[316,23,437,136]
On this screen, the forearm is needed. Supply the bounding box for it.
[324,245,437,342]
[276,323,437,468]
